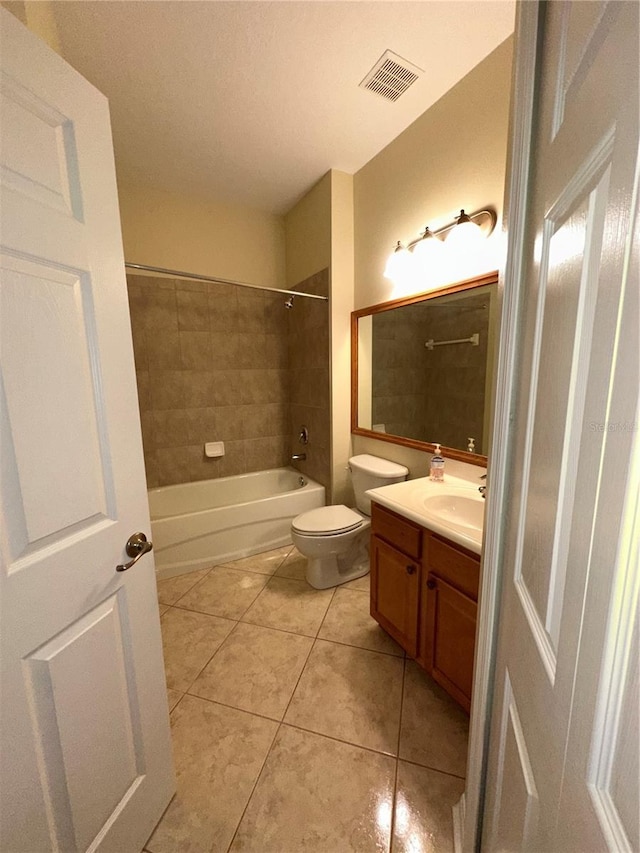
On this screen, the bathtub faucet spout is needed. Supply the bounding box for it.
[291,453,307,462]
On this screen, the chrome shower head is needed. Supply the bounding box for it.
[284,295,295,309]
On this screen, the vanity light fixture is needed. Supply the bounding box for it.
[383,206,497,286]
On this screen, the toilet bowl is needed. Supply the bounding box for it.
[291,454,408,589]
[291,506,371,589]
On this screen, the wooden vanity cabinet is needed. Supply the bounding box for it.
[370,504,421,656]
[370,501,481,713]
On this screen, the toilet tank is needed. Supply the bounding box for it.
[349,454,409,515]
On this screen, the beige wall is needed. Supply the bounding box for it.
[352,37,513,476]
[354,37,513,311]
[119,182,286,289]
[285,170,354,504]
[2,0,61,53]
[284,173,331,289]
[328,171,355,505]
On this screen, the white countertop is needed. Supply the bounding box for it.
[366,473,485,555]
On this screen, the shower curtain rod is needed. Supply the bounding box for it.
[125,262,329,301]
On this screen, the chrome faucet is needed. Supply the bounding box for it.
[291,453,307,462]
[479,473,486,499]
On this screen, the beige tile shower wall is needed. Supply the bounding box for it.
[128,274,290,487]
[288,270,330,491]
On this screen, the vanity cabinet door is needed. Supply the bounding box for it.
[370,535,420,657]
[421,573,477,713]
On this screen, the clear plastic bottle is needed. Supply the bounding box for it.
[430,443,445,482]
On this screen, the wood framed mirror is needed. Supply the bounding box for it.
[351,271,499,466]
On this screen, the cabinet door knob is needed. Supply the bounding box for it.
[406,564,416,575]
[426,579,436,589]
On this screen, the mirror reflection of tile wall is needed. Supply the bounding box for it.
[371,291,490,453]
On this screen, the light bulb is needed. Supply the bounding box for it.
[383,241,414,283]
[412,226,445,276]
[445,209,484,250]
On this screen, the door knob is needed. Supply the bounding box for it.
[116,532,153,572]
[426,579,436,589]
[406,564,416,575]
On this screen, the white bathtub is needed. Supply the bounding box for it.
[149,468,325,579]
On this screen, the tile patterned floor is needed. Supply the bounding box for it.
[147,545,469,853]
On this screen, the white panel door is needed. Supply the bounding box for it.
[0,10,174,852]
[483,1,639,850]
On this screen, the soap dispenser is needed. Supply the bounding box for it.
[430,443,445,482]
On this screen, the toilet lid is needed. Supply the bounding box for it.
[292,505,363,536]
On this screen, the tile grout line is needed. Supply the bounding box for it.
[394,753,468,781]
[157,564,215,608]
[169,570,269,622]
[168,602,239,622]
[181,692,284,727]
[279,719,401,762]
[235,575,336,640]
[396,655,407,758]
[168,555,294,696]
[314,585,338,637]
[178,617,240,694]
[278,637,323,725]
[220,552,299,853]
[176,690,467,779]
[158,541,294,604]
[388,655,407,852]
[225,720,283,853]
[307,633,403,658]
[274,581,336,727]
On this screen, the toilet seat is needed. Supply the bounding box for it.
[292,505,363,537]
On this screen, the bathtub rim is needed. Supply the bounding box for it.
[149,467,326,580]
[148,466,318,521]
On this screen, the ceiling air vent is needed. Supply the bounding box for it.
[359,50,423,102]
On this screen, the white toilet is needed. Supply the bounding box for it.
[291,454,409,589]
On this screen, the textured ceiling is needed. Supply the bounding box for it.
[53,1,515,214]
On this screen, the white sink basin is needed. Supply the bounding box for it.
[366,474,486,554]
[422,494,484,533]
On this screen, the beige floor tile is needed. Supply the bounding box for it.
[177,566,269,619]
[221,545,292,575]
[229,725,395,853]
[190,622,313,720]
[161,607,236,692]
[156,568,210,605]
[147,695,278,853]
[342,572,371,592]
[284,639,404,754]
[158,604,170,616]
[392,761,465,853]
[399,662,469,778]
[273,546,308,581]
[242,576,334,637]
[166,688,183,713]
[318,588,404,656]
